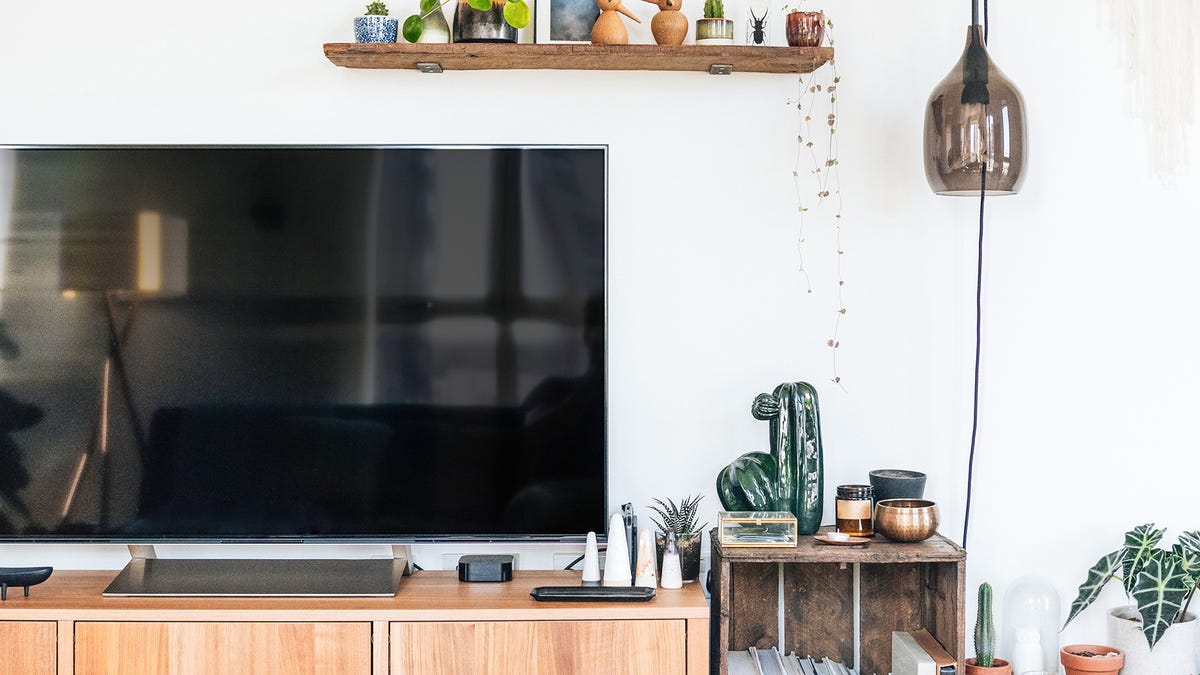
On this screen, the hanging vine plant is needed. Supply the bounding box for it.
[787,16,845,387]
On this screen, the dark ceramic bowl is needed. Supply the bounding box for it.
[868,469,926,502]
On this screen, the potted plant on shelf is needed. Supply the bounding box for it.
[1063,524,1200,675]
[403,0,530,43]
[783,3,823,47]
[1060,645,1124,675]
[695,0,733,45]
[355,1,400,43]
[966,582,1012,674]
[649,495,706,583]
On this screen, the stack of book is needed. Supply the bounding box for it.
[727,647,865,675]
[891,629,957,675]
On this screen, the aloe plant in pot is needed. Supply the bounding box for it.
[1063,524,1200,675]
[649,495,707,583]
[966,582,1012,674]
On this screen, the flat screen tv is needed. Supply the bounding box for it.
[0,146,607,542]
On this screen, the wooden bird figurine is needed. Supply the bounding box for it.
[591,0,641,44]
[642,0,687,45]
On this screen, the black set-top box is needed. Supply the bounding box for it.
[457,555,514,583]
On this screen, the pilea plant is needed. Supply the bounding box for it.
[703,0,724,19]
[403,0,530,42]
[975,582,996,667]
[1064,524,1200,649]
[365,1,389,15]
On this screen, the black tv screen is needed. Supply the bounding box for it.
[0,146,607,541]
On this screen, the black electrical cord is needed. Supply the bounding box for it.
[961,0,990,550]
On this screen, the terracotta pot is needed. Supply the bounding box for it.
[1060,645,1124,675]
[964,657,1012,675]
[785,10,823,47]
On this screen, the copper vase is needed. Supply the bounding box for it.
[785,11,823,47]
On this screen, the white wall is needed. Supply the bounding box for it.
[2,0,1198,660]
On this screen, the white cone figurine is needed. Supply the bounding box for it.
[602,513,631,586]
[634,528,658,588]
[660,531,683,589]
[582,531,601,586]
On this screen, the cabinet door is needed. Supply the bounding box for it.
[75,622,371,675]
[0,621,56,675]
[390,620,686,675]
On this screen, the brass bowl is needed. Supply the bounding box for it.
[873,499,939,542]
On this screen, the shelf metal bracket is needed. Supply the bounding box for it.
[416,62,444,74]
[709,64,733,75]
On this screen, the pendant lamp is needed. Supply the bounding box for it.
[923,0,1026,195]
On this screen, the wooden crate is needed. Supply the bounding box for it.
[710,527,965,675]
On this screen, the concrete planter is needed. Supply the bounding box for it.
[1108,606,1198,675]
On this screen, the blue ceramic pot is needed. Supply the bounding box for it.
[354,15,399,43]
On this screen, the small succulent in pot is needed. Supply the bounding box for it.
[695,0,733,44]
[649,495,707,582]
[355,1,400,43]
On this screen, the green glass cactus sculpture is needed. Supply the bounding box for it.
[716,382,823,535]
[975,582,995,667]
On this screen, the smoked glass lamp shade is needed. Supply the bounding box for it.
[924,26,1027,196]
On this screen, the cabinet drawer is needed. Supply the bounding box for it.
[75,622,371,675]
[0,621,56,675]
[390,619,686,675]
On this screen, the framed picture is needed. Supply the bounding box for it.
[535,0,600,43]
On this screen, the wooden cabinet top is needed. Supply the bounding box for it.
[0,570,708,622]
[714,528,966,563]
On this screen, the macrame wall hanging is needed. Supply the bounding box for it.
[1102,1,1200,185]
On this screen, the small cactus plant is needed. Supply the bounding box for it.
[365,1,389,15]
[975,582,995,667]
[703,0,724,18]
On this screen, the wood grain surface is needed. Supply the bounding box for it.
[711,528,965,675]
[0,570,707,623]
[390,619,686,675]
[323,43,835,74]
[783,562,853,664]
[0,621,56,675]
[74,622,370,675]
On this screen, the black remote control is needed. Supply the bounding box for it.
[530,586,656,602]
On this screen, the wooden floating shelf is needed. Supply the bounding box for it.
[323,43,833,74]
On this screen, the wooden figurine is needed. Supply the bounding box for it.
[591,0,641,45]
[642,0,687,46]
[633,529,658,589]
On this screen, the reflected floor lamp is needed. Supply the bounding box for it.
[923,0,1026,548]
[59,210,187,526]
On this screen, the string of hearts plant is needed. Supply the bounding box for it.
[787,17,845,388]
